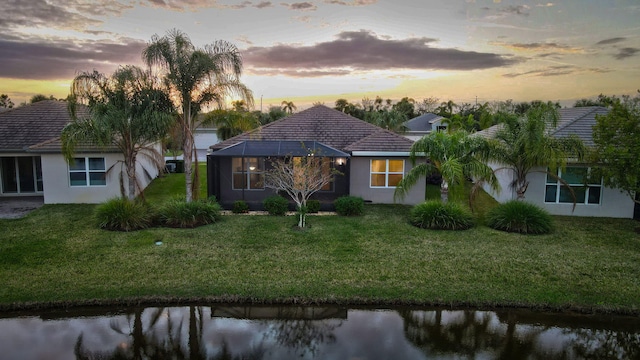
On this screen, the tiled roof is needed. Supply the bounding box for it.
[475,106,608,146]
[0,101,87,152]
[404,113,444,132]
[553,106,608,147]
[211,105,414,153]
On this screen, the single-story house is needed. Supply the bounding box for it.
[0,100,160,204]
[403,113,447,141]
[207,105,426,209]
[478,106,635,218]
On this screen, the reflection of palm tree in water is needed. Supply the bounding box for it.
[263,318,342,358]
[398,309,545,358]
[74,306,267,360]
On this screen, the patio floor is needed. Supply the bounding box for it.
[0,196,44,219]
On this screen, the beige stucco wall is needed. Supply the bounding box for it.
[524,168,634,218]
[485,164,634,218]
[349,156,425,205]
[41,151,160,204]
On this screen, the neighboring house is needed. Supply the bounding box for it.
[0,100,161,204]
[207,105,426,209]
[403,113,447,141]
[478,106,635,218]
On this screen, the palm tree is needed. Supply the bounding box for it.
[488,103,586,200]
[62,66,174,200]
[281,100,297,114]
[395,130,499,203]
[143,29,253,202]
[205,109,259,140]
[364,109,408,133]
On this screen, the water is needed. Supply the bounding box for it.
[0,305,639,359]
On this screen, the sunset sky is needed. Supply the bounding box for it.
[1,0,639,109]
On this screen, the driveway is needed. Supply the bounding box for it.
[0,196,44,219]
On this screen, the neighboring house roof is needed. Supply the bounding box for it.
[0,100,93,153]
[476,106,608,147]
[404,113,445,132]
[553,106,608,147]
[210,105,415,154]
[210,140,350,158]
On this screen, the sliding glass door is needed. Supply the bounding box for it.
[0,157,42,194]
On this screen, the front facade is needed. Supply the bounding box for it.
[0,101,160,204]
[207,105,425,209]
[480,106,635,218]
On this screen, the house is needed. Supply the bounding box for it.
[403,113,447,141]
[0,100,161,204]
[478,106,635,218]
[207,105,426,209]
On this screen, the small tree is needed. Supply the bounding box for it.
[265,154,340,228]
[0,94,14,108]
[592,93,640,204]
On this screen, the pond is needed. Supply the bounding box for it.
[1,305,639,359]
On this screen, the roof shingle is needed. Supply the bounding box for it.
[211,105,414,153]
[0,101,87,152]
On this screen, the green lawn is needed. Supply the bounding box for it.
[1,173,639,314]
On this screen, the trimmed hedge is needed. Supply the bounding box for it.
[334,196,364,216]
[263,195,289,216]
[486,200,553,234]
[306,199,321,213]
[232,200,249,214]
[409,200,474,230]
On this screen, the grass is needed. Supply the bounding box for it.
[1,200,639,313]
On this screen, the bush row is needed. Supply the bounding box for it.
[96,197,221,231]
[409,200,553,234]
[258,195,365,216]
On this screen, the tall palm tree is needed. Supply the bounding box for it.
[488,103,586,200]
[143,29,253,202]
[364,108,408,133]
[395,130,499,203]
[62,66,174,200]
[281,100,297,114]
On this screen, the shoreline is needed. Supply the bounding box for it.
[2,296,638,317]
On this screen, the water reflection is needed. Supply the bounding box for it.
[0,306,638,359]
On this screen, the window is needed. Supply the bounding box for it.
[370,159,404,188]
[544,166,601,205]
[69,157,106,186]
[232,157,264,190]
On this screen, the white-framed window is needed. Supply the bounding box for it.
[544,166,602,205]
[69,157,106,187]
[232,157,264,190]
[292,156,334,192]
[370,159,404,188]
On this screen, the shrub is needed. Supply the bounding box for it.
[160,198,221,228]
[334,196,364,216]
[232,200,249,214]
[306,199,321,213]
[486,200,553,234]
[263,195,289,216]
[95,198,153,231]
[409,200,474,230]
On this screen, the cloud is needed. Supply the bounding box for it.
[491,41,583,54]
[324,0,377,6]
[536,2,554,7]
[0,36,147,80]
[0,0,130,31]
[243,30,519,77]
[248,69,352,77]
[614,47,639,60]
[596,37,626,46]
[254,1,274,8]
[280,2,317,11]
[502,65,610,78]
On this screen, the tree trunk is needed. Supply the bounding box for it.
[440,180,449,203]
[126,153,137,200]
[183,101,193,202]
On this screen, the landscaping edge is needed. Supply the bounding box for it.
[1,296,638,317]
